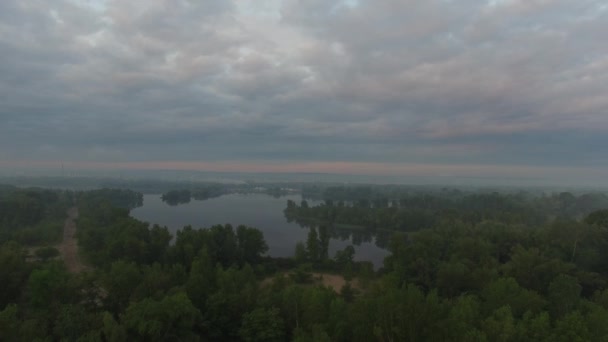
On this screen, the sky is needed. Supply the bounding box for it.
[1,0,608,185]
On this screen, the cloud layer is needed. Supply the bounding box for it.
[1,0,608,181]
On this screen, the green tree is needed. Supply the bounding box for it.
[122,292,202,341]
[100,312,127,342]
[0,304,19,341]
[237,225,269,264]
[53,304,100,341]
[0,242,30,308]
[548,274,581,318]
[102,261,142,314]
[334,245,355,266]
[482,306,516,342]
[549,311,591,342]
[306,228,319,262]
[514,311,551,341]
[35,246,60,261]
[585,209,608,228]
[26,263,70,310]
[318,225,330,261]
[481,277,546,317]
[340,283,356,302]
[239,307,285,342]
[186,248,216,311]
[294,242,307,263]
[206,265,258,339]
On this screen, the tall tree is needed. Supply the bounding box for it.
[306,228,319,262]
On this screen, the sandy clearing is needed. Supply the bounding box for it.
[263,271,360,292]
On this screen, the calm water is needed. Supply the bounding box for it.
[130,193,389,267]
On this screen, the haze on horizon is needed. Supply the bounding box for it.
[1,0,607,186]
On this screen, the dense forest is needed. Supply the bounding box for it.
[3,185,608,340]
[160,184,294,205]
[0,185,72,246]
[286,188,608,231]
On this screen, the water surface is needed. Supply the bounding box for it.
[130,194,389,267]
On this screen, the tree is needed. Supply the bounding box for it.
[122,292,202,341]
[26,264,70,310]
[549,311,591,342]
[358,262,374,289]
[483,306,516,342]
[585,209,608,228]
[0,305,19,341]
[53,304,99,341]
[548,274,581,318]
[101,312,127,341]
[186,248,216,311]
[0,242,30,308]
[318,225,330,261]
[515,311,551,341]
[294,242,307,263]
[340,283,356,302]
[35,246,60,261]
[239,307,285,342]
[237,225,269,265]
[334,245,355,266]
[102,261,142,314]
[205,265,258,339]
[306,228,319,262]
[481,277,546,317]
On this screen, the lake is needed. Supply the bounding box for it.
[130,193,389,267]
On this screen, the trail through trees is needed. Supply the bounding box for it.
[57,207,86,273]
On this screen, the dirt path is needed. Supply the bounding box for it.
[58,207,86,273]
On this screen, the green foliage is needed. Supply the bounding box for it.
[168,224,268,269]
[122,292,202,341]
[548,274,582,318]
[239,307,285,342]
[289,264,314,284]
[101,260,142,313]
[0,304,19,341]
[77,188,143,210]
[0,242,30,308]
[53,304,102,341]
[0,188,71,245]
[306,227,319,262]
[294,241,307,263]
[585,209,608,228]
[481,278,546,317]
[161,189,191,206]
[186,249,216,311]
[287,189,608,233]
[35,246,60,261]
[340,282,357,302]
[5,186,608,340]
[26,263,71,309]
[205,264,258,339]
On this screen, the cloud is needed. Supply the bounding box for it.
[1,0,608,182]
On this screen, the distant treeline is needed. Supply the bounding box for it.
[286,190,608,233]
[0,185,72,245]
[160,184,298,205]
[161,185,228,206]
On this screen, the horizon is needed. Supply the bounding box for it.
[1,164,606,189]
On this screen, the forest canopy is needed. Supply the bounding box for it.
[2,185,608,340]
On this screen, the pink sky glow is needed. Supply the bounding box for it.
[1,160,604,181]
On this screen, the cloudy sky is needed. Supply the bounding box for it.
[1,0,607,184]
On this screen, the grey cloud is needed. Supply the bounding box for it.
[1,0,608,177]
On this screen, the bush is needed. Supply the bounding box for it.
[35,246,60,261]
